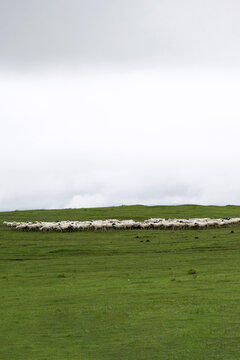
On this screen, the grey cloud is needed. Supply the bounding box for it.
[1,1,240,211]
[1,0,240,68]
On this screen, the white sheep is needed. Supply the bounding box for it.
[3,217,240,232]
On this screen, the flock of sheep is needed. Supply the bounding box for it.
[3,217,240,231]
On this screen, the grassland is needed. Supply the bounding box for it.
[1,204,240,360]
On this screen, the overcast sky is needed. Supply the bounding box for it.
[1,0,240,211]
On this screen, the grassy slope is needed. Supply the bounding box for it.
[1,205,240,360]
[1,204,240,222]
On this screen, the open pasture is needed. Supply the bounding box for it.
[1,205,240,359]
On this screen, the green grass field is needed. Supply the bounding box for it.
[1,205,240,360]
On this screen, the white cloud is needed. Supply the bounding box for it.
[0,67,240,210]
[66,194,108,209]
